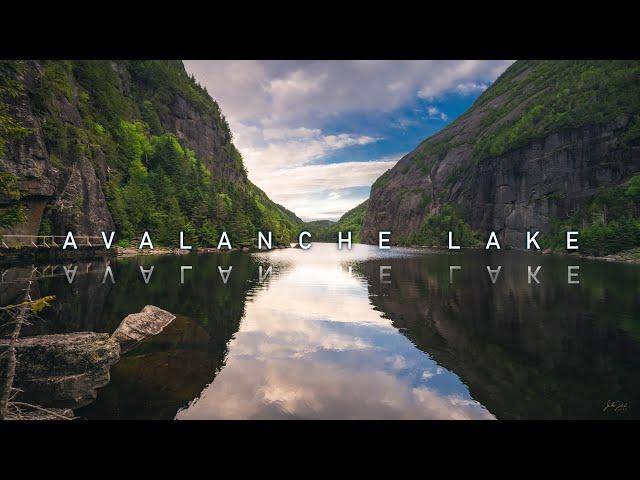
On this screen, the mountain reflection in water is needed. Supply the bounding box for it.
[176,246,492,419]
[2,243,639,419]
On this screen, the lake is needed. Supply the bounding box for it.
[2,243,640,419]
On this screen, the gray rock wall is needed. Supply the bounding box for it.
[362,116,640,247]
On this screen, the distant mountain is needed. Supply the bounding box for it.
[0,60,302,246]
[305,220,336,228]
[361,60,640,254]
[305,200,368,243]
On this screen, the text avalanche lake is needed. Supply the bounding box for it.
[2,242,640,419]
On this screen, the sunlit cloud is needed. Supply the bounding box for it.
[456,81,490,95]
[259,157,401,220]
[233,122,379,174]
[184,60,513,219]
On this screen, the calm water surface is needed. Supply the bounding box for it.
[3,243,640,419]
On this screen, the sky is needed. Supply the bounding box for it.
[184,60,514,221]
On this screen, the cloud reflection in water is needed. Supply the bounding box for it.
[176,244,494,420]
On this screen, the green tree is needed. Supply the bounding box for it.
[0,172,25,229]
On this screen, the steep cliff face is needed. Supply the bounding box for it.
[0,62,114,238]
[0,60,301,245]
[361,61,640,247]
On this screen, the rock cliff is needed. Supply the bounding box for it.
[0,61,301,244]
[361,61,640,247]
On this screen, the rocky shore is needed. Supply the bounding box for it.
[0,305,176,420]
[402,244,640,265]
[115,244,291,257]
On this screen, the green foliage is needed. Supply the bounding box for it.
[2,60,304,247]
[626,175,640,201]
[0,172,25,229]
[306,200,368,243]
[546,175,640,255]
[117,120,152,170]
[29,62,99,167]
[29,295,56,313]
[37,211,52,237]
[623,116,640,146]
[33,61,74,106]
[0,61,30,158]
[399,204,479,247]
[72,60,131,128]
[127,60,231,139]
[472,61,640,161]
[104,120,302,247]
[0,295,55,313]
[140,100,163,135]
[372,171,391,190]
[398,61,640,178]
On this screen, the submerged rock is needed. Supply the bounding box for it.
[111,305,176,353]
[16,367,113,409]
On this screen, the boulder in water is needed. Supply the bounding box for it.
[111,305,176,353]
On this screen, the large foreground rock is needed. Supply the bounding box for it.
[111,305,176,353]
[0,333,120,409]
[2,333,119,377]
[1,305,175,416]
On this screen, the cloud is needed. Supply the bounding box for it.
[233,122,379,175]
[185,60,512,127]
[262,126,321,141]
[416,60,510,100]
[455,81,490,95]
[176,253,495,420]
[183,60,513,219]
[426,106,448,121]
[264,158,399,195]
[257,157,401,220]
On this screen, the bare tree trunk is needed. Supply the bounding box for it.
[0,273,33,420]
[0,342,17,420]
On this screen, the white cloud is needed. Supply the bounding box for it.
[185,60,512,127]
[176,250,495,420]
[230,118,396,219]
[262,157,401,220]
[265,158,398,195]
[233,122,379,176]
[427,106,448,121]
[262,126,321,141]
[183,60,513,219]
[456,81,490,95]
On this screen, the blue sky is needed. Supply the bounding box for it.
[184,61,513,220]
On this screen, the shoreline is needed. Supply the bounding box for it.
[2,242,639,265]
[401,244,640,265]
[116,243,640,265]
[114,244,292,258]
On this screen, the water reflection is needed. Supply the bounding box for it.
[363,251,640,419]
[2,243,640,419]
[177,245,492,419]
